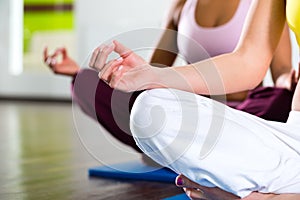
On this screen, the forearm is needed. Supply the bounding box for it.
[149,27,179,67]
[153,52,268,95]
[149,0,183,68]
[150,48,178,68]
[150,0,286,95]
[270,22,293,84]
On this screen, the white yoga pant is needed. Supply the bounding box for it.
[130,88,300,198]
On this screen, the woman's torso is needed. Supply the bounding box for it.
[177,0,253,101]
[177,0,252,62]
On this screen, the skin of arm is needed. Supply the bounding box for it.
[149,0,186,68]
[151,0,293,99]
[90,0,286,94]
[154,0,287,95]
[93,0,287,95]
[270,23,293,88]
[89,0,299,197]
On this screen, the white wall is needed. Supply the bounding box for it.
[75,0,173,64]
[0,0,10,86]
[0,0,173,98]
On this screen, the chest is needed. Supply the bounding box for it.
[195,0,241,27]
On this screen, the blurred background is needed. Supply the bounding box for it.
[0,0,299,99]
[0,1,299,199]
[0,0,173,100]
[0,1,183,199]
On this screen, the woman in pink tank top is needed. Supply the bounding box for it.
[151,0,295,123]
[44,0,297,157]
[88,1,300,199]
[44,0,300,199]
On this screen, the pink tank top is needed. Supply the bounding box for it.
[177,0,253,63]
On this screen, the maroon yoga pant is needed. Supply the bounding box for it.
[72,69,293,152]
[72,69,142,152]
[228,86,293,122]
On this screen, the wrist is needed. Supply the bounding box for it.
[146,66,196,93]
[146,67,168,90]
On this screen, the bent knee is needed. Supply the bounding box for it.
[130,88,197,153]
[130,89,169,140]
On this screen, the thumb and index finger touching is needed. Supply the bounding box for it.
[113,40,132,58]
[44,46,68,65]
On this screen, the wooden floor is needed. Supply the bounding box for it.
[0,101,182,200]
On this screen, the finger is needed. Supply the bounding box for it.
[45,57,53,66]
[99,57,123,81]
[60,47,67,59]
[98,59,120,81]
[93,43,115,71]
[113,40,132,57]
[184,188,206,200]
[89,44,104,68]
[43,47,48,62]
[109,67,124,90]
[44,47,60,69]
[52,47,67,59]
[45,54,56,68]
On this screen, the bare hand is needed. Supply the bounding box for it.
[276,64,300,91]
[89,40,158,92]
[43,47,79,77]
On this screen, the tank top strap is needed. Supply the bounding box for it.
[179,0,196,20]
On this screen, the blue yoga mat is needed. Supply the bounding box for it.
[88,160,177,183]
[163,193,190,200]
